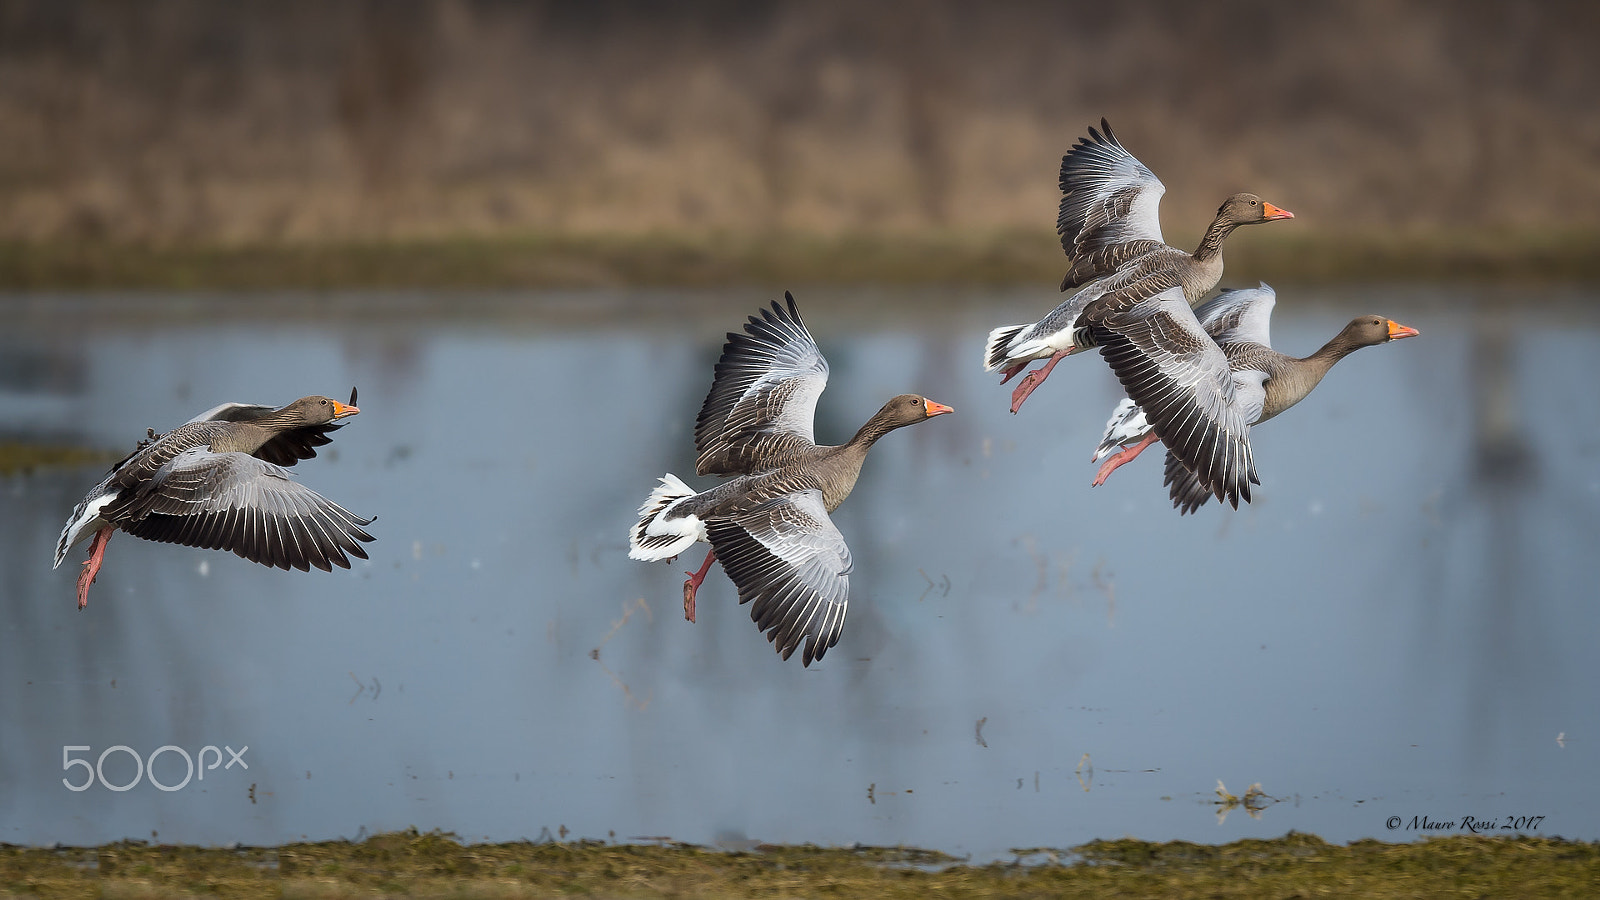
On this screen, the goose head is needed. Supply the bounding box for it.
[1340,316,1421,348]
[278,395,361,426]
[1215,192,1294,227]
[876,394,954,429]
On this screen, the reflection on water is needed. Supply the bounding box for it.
[2,287,1598,856]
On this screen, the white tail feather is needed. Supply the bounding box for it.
[1092,398,1150,462]
[628,474,705,561]
[54,492,114,569]
[983,323,1031,372]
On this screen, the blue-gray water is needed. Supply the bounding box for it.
[2,286,1597,857]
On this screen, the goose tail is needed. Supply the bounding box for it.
[628,474,705,561]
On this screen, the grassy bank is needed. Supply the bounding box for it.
[2,229,1598,292]
[3,830,1597,898]
[0,443,113,477]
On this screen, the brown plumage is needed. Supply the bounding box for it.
[55,391,375,609]
[1055,120,1294,296]
[985,119,1293,413]
[631,294,953,666]
[1088,285,1420,512]
[1062,194,1291,298]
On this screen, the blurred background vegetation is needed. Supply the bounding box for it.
[2,0,1596,288]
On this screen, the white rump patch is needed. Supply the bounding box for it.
[628,474,706,561]
[54,493,115,569]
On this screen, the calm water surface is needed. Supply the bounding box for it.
[2,285,1598,857]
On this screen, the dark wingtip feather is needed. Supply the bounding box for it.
[778,291,803,328]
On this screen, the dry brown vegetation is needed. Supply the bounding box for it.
[0,0,1596,284]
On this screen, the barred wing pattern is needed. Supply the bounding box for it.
[1087,285,1259,508]
[1057,119,1166,269]
[106,448,375,572]
[1093,282,1278,465]
[694,293,829,477]
[706,490,850,667]
[1163,449,1217,516]
[1194,283,1276,350]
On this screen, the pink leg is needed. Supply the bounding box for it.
[76,526,114,610]
[1009,350,1071,414]
[1093,433,1160,487]
[682,548,717,624]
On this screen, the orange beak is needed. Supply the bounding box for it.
[1387,320,1420,340]
[331,401,361,418]
[1261,201,1294,221]
[924,399,954,417]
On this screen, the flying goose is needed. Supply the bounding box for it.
[985,119,1293,413]
[630,293,952,666]
[55,390,375,608]
[1090,284,1419,512]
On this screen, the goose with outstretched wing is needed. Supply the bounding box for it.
[1089,284,1419,512]
[55,390,375,609]
[630,294,952,666]
[985,119,1293,413]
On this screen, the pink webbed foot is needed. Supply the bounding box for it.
[1008,350,1072,414]
[76,526,114,610]
[1093,433,1160,487]
[682,548,717,623]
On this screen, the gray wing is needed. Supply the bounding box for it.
[1087,285,1259,508]
[706,489,850,667]
[695,293,829,476]
[186,403,277,424]
[1196,282,1277,349]
[1159,361,1270,515]
[1163,449,1215,515]
[1229,367,1269,432]
[1058,119,1166,263]
[105,447,375,572]
[997,245,1177,365]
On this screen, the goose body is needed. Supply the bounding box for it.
[984,119,1292,413]
[55,393,375,608]
[630,293,952,666]
[1089,284,1419,512]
